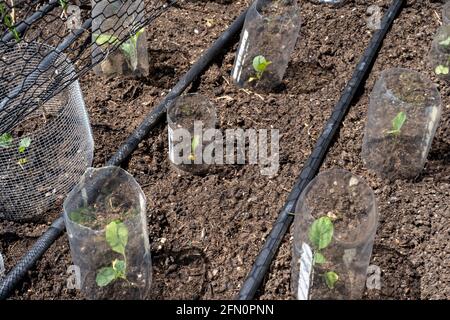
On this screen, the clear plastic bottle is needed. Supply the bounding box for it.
[167,94,217,175]
[63,166,152,300]
[91,0,149,77]
[362,68,441,180]
[429,25,450,81]
[443,1,450,26]
[231,0,301,91]
[291,169,378,300]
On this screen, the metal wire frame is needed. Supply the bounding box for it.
[0,0,176,134]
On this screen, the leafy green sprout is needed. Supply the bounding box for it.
[386,111,407,136]
[0,133,32,168]
[59,0,68,12]
[188,135,201,161]
[0,3,20,42]
[308,216,339,289]
[94,28,145,71]
[249,55,272,82]
[96,220,130,287]
[435,65,449,75]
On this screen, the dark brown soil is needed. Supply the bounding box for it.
[1,0,449,300]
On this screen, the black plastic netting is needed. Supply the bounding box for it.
[0,0,175,134]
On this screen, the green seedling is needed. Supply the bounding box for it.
[94,28,145,71]
[249,55,272,82]
[17,137,31,168]
[69,207,96,225]
[188,135,201,161]
[308,216,339,290]
[0,3,20,42]
[435,65,449,75]
[0,133,13,148]
[96,220,129,287]
[439,36,450,47]
[59,0,68,12]
[0,133,32,168]
[386,111,406,136]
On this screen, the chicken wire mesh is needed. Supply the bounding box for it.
[0,0,175,133]
[0,41,94,221]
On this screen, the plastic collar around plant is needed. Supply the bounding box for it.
[0,4,250,301]
[237,0,406,300]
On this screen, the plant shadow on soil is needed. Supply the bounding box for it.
[417,137,450,182]
[149,247,209,299]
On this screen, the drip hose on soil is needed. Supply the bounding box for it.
[0,5,249,301]
[237,0,405,300]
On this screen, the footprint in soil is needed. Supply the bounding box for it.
[364,245,421,300]
[284,61,334,94]
[150,247,208,300]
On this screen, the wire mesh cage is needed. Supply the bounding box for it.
[0,0,174,133]
[0,41,94,221]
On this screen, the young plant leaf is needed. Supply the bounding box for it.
[69,208,96,224]
[386,111,407,135]
[252,55,272,73]
[18,137,31,153]
[17,158,28,166]
[325,271,339,289]
[112,259,126,278]
[96,267,117,287]
[0,133,13,148]
[313,252,326,265]
[435,65,449,75]
[94,33,119,46]
[191,135,200,154]
[105,221,128,255]
[308,216,334,250]
[439,36,450,47]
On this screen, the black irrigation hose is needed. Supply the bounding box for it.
[0,5,249,301]
[237,0,405,300]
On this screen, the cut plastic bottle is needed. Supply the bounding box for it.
[63,166,152,300]
[291,169,378,300]
[362,68,441,180]
[167,93,217,175]
[91,0,149,77]
[429,25,450,80]
[231,0,301,91]
[0,251,4,279]
[443,1,450,26]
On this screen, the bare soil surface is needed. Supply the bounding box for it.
[1,0,449,300]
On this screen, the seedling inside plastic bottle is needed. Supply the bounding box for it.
[94,28,145,71]
[96,220,129,287]
[249,55,272,82]
[435,65,449,75]
[385,111,406,136]
[439,36,450,47]
[308,216,339,289]
[188,135,201,161]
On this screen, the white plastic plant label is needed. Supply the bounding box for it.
[232,29,249,83]
[0,251,5,279]
[168,126,175,163]
[297,242,313,300]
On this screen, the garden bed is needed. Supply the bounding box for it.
[0,0,448,300]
